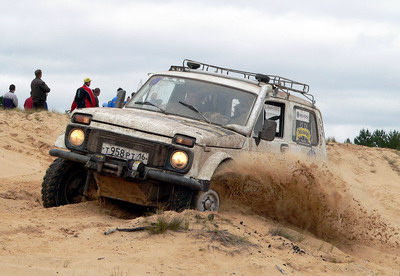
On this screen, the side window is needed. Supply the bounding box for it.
[292,107,319,146]
[253,101,285,138]
[265,102,284,137]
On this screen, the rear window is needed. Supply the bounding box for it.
[292,107,319,146]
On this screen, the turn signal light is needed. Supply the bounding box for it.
[72,114,92,125]
[173,135,195,148]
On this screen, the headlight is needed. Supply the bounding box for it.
[68,128,85,146]
[170,150,188,170]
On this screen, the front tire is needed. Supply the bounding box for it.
[41,158,87,207]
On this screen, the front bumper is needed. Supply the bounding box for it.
[49,149,209,192]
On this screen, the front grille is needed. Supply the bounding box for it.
[86,129,169,167]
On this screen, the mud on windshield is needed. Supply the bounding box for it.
[126,76,256,126]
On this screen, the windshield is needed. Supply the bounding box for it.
[126,76,256,126]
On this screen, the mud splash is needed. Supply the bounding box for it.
[212,153,399,247]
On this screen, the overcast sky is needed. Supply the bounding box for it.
[1,0,399,141]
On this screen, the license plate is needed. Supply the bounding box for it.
[101,143,149,164]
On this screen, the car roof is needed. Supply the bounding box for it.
[155,70,318,109]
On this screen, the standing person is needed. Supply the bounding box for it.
[70,78,96,112]
[3,84,18,109]
[93,88,100,107]
[30,69,51,110]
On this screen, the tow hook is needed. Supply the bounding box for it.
[125,160,145,178]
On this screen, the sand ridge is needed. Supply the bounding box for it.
[0,109,399,275]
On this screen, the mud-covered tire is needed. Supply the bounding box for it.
[41,158,87,208]
[193,189,220,212]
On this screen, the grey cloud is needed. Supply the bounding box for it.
[1,0,399,140]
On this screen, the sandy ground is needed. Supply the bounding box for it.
[0,109,399,276]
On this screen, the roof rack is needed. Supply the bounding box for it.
[169,59,315,104]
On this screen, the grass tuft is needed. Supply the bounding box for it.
[326,137,337,143]
[210,229,250,246]
[384,155,400,175]
[63,259,71,268]
[146,216,189,235]
[110,266,129,276]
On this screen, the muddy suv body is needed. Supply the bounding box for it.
[42,59,326,211]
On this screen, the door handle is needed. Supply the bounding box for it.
[280,143,289,153]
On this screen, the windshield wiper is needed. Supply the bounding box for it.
[134,101,166,113]
[178,101,211,124]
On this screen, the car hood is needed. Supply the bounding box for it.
[76,108,245,149]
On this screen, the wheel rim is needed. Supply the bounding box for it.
[197,190,219,211]
[202,195,215,210]
[62,170,86,204]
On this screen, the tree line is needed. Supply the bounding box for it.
[351,129,400,150]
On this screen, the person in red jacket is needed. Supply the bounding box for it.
[71,77,96,111]
[24,96,47,110]
[24,96,33,110]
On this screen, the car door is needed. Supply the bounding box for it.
[251,100,287,154]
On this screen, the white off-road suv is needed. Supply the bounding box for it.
[42,59,327,211]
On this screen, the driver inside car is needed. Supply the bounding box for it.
[185,90,230,125]
[185,90,207,111]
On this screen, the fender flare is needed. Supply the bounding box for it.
[197,152,233,181]
[54,132,67,149]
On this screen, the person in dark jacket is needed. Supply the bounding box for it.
[93,87,100,107]
[30,69,51,110]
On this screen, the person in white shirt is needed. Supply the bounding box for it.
[3,84,18,109]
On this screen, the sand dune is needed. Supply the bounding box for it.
[0,110,399,275]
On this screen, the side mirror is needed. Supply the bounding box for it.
[115,90,126,108]
[259,120,277,141]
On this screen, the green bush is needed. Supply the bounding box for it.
[354,128,400,150]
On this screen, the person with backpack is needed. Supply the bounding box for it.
[70,78,96,112]
[3,84,18,109]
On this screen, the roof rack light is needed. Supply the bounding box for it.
[255,74,270,84]
[187,61,201,70]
